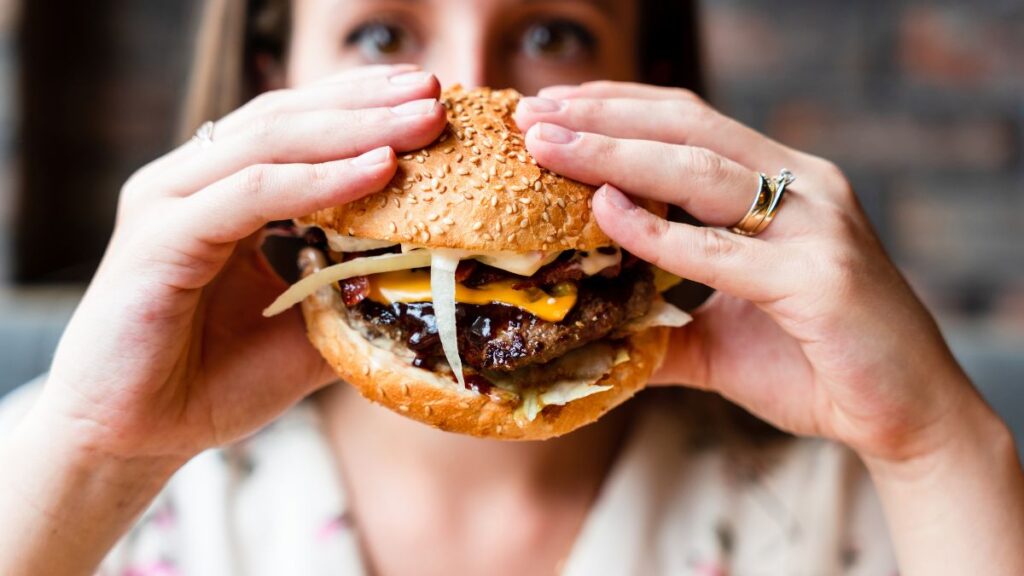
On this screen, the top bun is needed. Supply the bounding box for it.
[304,85,614,252]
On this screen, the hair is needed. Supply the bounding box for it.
[180,0,704,139]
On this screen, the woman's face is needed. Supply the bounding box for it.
[288,0,638,93]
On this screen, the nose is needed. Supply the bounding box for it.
[433,9,488,89]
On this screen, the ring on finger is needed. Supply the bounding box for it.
[730,169,795,236]
[193,120,216,149]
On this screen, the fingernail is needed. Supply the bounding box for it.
[520,97,565,113]
[389,70,433,85]
[535,123,579,145]
[600,185,635,211]
[352,146,392,167]
[391,98,437,116]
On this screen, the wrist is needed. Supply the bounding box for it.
[0,402,182,575]
[861,388,1015,484]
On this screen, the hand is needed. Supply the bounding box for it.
[35,65,447,464]
[515,81,999,464]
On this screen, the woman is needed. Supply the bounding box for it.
[1,0,1022,574]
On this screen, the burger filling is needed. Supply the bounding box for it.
[263,229,690,419]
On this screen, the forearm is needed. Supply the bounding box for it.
[0,403,181,576]
[864,394,1024,575]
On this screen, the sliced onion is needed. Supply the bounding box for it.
[539,382,613,409]
[430,250,465,389]
[621,300,693,332]
[262,251,432,317]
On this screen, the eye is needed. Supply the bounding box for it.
[521,20,596,61]
[345,21,414,60]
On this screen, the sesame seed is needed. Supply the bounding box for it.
[430,225,444,236]
[389,222,398,233]
[521,176,530,185]
[456,153,464,162]
[347,227,354,235]
[402,233,413,241]
[503,171,514,178]
[490,196,499,207]
[507,233,516,243]
[534,181,542,191]
[393,198,401,208]
[472,222,483,231]
[362,365,370,376]
[463,193,474,200]
[403,154,414,161]
[442,217,454,226]
[428,213,439,222]
[443,147,455,154]
[403,183,413,190]
[457,168,470,176]
[555,198,566,209]
[518,153,527,162]
[425,405,433,416]
[489,166,497,177]
[472,146,481,155]
[399,405,409,412]
[495,221,503,232]
[431,178,440,189]
[542,212,551,223]
[408,196,418,204]
[482,233,494,241]
[519,219,529,229]
[416,156,426,163]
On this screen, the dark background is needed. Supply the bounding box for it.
[1,1,1022,436]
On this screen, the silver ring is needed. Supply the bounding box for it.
[193,120,215,149]
[729,169,796,237]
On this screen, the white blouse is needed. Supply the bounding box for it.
[0,382,897,576]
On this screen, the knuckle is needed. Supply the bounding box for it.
[238,164,271,197]
[571,98,605,119]
[696,226,738,263]
[309,162,336,184]
[682,146,725,181]
[248,111,287,143]
[673,87,705,106]
[247,89,289,113]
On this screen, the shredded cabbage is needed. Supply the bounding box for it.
[430,250,465,389]
[262,251,432,317]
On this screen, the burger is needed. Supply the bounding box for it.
[264,85,690,440]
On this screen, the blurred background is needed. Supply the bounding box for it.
[0,1,1021,436]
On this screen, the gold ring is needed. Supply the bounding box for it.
[730,169,795,236]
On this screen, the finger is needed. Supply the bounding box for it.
[216,69,440,133]
[538,80,688,101]
[524,123,754,226]
[306,63,422,87]
[592,184,788,302]
[149,99,446,198]
[519,94,799,174]
[181,146,398,245]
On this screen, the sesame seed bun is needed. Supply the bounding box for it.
[304,85,624,251]
[300,257,670,440]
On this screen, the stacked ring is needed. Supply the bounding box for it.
[730,169,795,237]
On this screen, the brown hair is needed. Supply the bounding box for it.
[181,0,704,138]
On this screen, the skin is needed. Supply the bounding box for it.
[0,0,1022,574]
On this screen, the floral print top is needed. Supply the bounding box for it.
[0,382,897,576]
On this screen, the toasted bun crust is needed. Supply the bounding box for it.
[305,85,616,252]
[301,276,670,441]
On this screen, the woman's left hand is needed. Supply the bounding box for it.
[514,81,997,464]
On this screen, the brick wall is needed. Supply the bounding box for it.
[702,0,1024,337]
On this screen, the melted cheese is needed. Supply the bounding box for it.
[366,270,577,322]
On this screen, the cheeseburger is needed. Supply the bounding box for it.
[264,86,690,440]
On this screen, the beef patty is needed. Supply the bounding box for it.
[342,264,655,373]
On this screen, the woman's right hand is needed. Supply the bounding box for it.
[32,64,446,465]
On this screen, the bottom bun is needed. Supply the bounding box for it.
[302,282,670,441]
